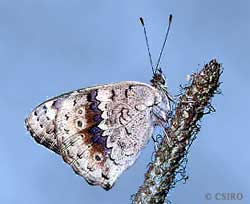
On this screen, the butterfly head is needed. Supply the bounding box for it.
[150,67,167,89]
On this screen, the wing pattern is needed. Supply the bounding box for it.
[25,81,162,189]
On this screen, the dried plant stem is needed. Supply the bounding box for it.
[132,59,222,204]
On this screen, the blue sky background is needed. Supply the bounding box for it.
[0,0,249,203]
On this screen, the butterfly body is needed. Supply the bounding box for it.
[25,80,170,189]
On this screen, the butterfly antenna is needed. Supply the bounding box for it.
[155,14,173,70]
[140,17,155,74]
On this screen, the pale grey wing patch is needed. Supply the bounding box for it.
[98,84,156,165]
[25,96,66,154]
[105,107,154,165]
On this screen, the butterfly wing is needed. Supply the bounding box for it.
[55,81,160,189]
[25,81,165,190]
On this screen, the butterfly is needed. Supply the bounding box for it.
[25,15,173,190]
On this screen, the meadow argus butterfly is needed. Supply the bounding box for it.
[25,15,173,190]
